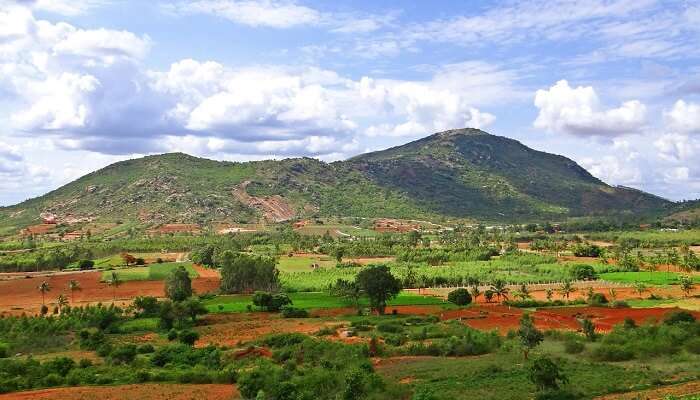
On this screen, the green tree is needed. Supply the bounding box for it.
[545,288,554,302]
[355,265,401,314]
[330,279,363,313]
[489,279,509,303]
[559,281,576,301]
[68,280,81,305]
[181,297,208,322]
[38,281,51,306]
[527,356,568,391]
[447,288,472,306]
[470,285,482,303]
[518,313,543,360]
[680,275,695,297]
[632,281,648,298]
[220,251,279,293]
[56,294,69,313]
[107,271,122,301]
[580,317,596,341]
[164,266,193,302]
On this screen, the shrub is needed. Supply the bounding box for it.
[447,288,472,306]
[109,344,138,364]
[0,344,8,359]
[610,300,629,308]
[686,338,700,354]
[138,344,155,354]
[78,260,94,270]
[664,311,696,325]
[563,340,585,354]
[377,322,404,333]
[280,306,309,318]
[167,329,178,341]
[570,264,597,280]
[591,344,634,361]
[252,291,292,312]
[178,330,199,346]
[133,296,160,317]
[527,356,568,391]
[588,293,608,305]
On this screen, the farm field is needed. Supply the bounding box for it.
[600,271,700,285]
[99,262,198,282]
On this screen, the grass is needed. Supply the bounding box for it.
[118,317,159,333]
[277,255,336,272]
[100,262,197,281]
[600,271,700,285]
[202,291,450,313]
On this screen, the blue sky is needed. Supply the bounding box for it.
[1,0,700,206]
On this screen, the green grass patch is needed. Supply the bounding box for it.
[277,255,335,272]
[600,271,700,285]
[202,291,449,313]
[101,262,197,281]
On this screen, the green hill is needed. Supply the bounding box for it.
[0,128,672,230]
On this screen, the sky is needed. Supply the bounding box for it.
[1,0,700,206]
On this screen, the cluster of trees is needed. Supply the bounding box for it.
[219,251,279,293]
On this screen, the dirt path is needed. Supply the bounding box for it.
[595,380,700,399]
[0,384,238,400]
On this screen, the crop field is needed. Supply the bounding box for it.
[100,262,198,282]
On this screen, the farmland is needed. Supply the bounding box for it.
[1,221,700,399]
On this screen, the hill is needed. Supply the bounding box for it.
[0,128,672,230]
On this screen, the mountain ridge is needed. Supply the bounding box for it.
[0,128,673,229]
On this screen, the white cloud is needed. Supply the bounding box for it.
[653,133,694,162]
[533,80,646,137]
[164,0,393,33]
[1,0,109,16]
[579,155,641,185]
[664,100,700,135]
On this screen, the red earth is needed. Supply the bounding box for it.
[0,384,238,400]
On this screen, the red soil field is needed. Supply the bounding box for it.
[0,384,238,400]
[0,270,220,314]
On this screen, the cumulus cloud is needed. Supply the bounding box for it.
[579,155,642,185]
[533,80,646,137]
[664,100,700,135]
[1,0,109,16]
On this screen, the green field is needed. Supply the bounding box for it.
[276,255,336,272]
[100,262,198,281]
[600,271,700,285]
[202,291,450,313]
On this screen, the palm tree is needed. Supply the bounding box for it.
[56,294,69,313]
[489,280,509,303]
[545,288,554,302]
[469,285,482,303]
[680,275,695,298]
[107,271,122,301]
[633,281,648,298]
[559,281,576,301]
[38,281,51,306]
[68,280,81,304]
[608,288,618,303]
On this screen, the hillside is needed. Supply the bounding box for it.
[0,129,672,230]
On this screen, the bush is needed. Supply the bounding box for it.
[78,260,95,270]
[447,288,472,306]
[610,300,629,308]
[178,330,199,346]
[685,338,700,354]
[167,329,178,341]
[563,340,585,354]
[591,344,634,361]
[138,344,155,354]
[664,311,696,325]
[109,344,138,364]
[0,344,8,358]
[588,293,608,305]
[280,306,309,318]
[570,264,597,280]
[377,322,404,333]
[252,292,292,312]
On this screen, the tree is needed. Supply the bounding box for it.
[78,260,94,270]
[518,313,543,360]
[68,280,81,304]
[355,265,401,314]
[559,281,576,301]
[489,279,509,303]
[220,251,279,293]
[107,271,122,301]
[181,297,208,322]
[38,281,51,306]
[447,288,472,306]
[632,281,648,298]
[680,275,695,297]
[470,285,482,303]
[121,253,136,266]
[252,291,292,312]
[580,317,596,341]
[514,283,531,301]
[164,266,193,302]
[330,279,363,313]
[56,294,69,313]
[484,290,495,303]
[190,244,215,267]
[545,288,554,302]
[527,356,568,392]
[178,329,199,346]
[608,288,618,303]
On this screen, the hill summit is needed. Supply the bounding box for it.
[0,128,670,228]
